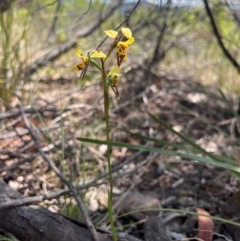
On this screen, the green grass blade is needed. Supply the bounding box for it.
[77,138,240,173]
[118,128,216,154]
[219,89,240,122]
[147,112,237,165]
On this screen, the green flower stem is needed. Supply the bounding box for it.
[100,59,117,241]
[104,42,117,63]
[90,59,102,71]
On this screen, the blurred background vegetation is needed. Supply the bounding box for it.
[0,0,240,108]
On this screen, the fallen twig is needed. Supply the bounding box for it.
[16,94,101,241]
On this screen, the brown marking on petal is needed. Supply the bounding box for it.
[111,76,119,87]
[75,62,86,70]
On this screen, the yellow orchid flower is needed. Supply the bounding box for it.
[74,48,89,70]
[74,48,106,71]
[117,37,135,61]
[105,28,134,63]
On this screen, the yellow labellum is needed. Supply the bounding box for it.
[118,37,135,47]
[105,30,118,38]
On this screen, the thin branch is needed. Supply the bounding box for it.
[46,0,62,44]
[96,0,142,50]
[115,0,142,29]
[203,0,240,73]
[223,0,240,28]
[0,189,65,210]
[150,0,172,67]
[0,153,38,173]
[0,145,150,209]
[16,94,100,241]
[36,0,59,11]
[27,0,124,74]
[75,0,92,24]
[0,107,58,120]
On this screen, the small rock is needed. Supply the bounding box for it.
[89,199,99,212]
[96,191,108,209]
[9,180,19,190]
[99,145,107,154]
[16,176,24,182]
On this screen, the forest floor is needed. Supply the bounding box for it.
[0,66,240,241]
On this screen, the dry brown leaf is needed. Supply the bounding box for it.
[197,208,214,241]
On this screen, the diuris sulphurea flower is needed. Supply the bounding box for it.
[117,37,134,61]
[105,27,134,65]
[74,48,106,79]
[74,27,134,99]
[74,48,89,71]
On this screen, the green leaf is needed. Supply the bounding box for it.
[147,112,237,165]
[89,58,101,71]
[77,138,240,173]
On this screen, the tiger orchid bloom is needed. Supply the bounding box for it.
[74,48,106,70]
[74,48,106,79]
[74,48,89,71]
[105,27,135,64]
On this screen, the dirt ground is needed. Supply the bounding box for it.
[1,66,240,240]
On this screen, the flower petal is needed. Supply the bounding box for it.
[76,48,84,57]
[105,30,118,38]
[118,41,128,47]
[121,27,132,39]
[125,37,135,45]
[90,51,106,58]
[108,66,121,77]
[118,37,135,47]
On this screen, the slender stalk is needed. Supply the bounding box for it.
[100,59,117,241]
[104,42,117,63]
